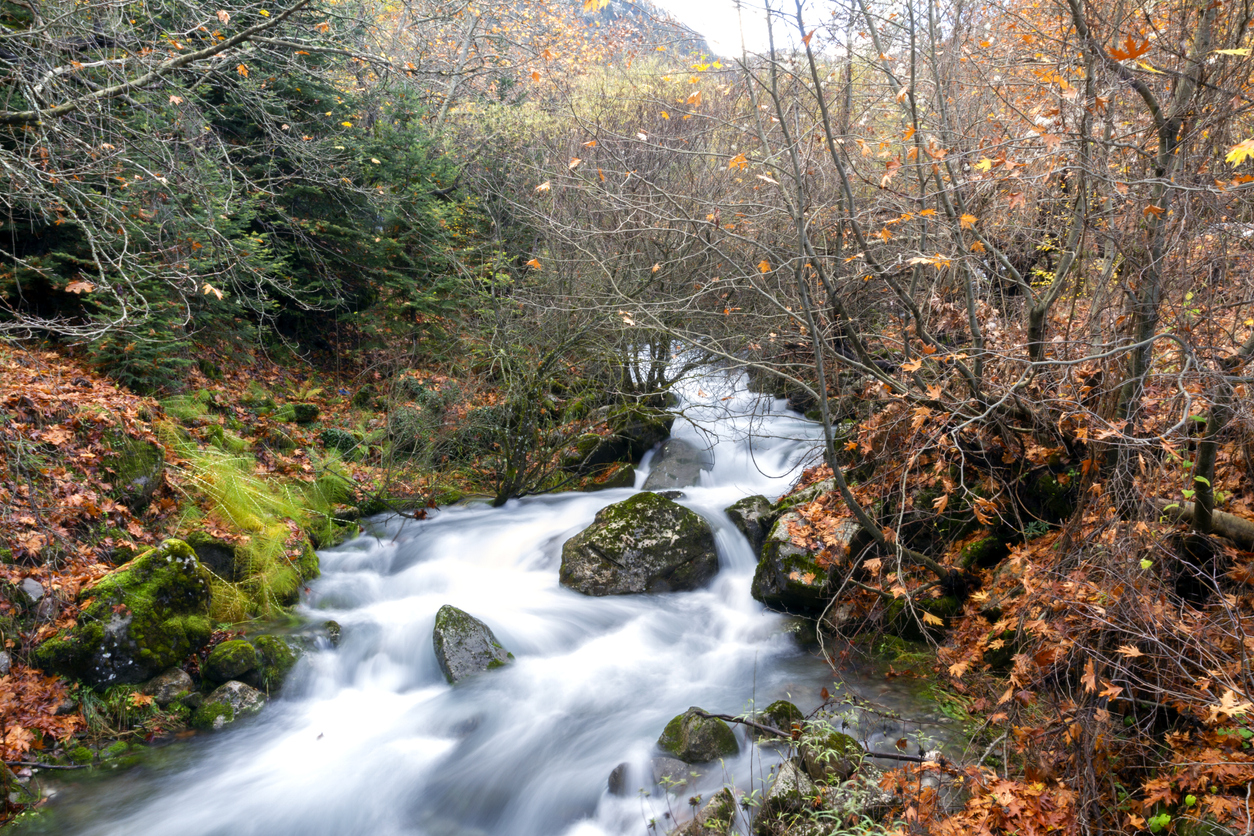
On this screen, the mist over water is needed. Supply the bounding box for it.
[28,369,956,836]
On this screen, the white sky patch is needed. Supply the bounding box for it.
[651,0,777,56]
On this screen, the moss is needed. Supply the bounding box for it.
[251,635,298,691]
[657,708,740,763]
[296,539,320,582]
[319,428,360,458]
[103,741,129,759]
[204,639,258,683]
[67,746,94,765]
[886,595,961,641]
[290,403,319,424]
[960,535,1009,569]
[190,700,234,731]
[761,700,804,735]
[101,429,165,511]
[31,539,213,686]
[1029,471,1077,522]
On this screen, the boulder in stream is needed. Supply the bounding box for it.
[560,492,719,596]
[750,511,866,616]
[31,539,213,687]
[432,605,513,684]
[657,707,740,763]
[724,495,774,556]
[141,667,194,707]
[192,680,266,730]
[642,438,714,491]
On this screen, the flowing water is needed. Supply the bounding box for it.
[24,370,962,836]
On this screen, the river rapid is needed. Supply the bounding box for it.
[25,369,958,836]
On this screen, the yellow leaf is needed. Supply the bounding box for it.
[217,9,230,23]
[65,280,95,294]
[960,213,977,229]
[651,263,660,273]
[902,358,924,373]
[757,260,771,273]
[902,126,915,141]
[236,64,249,77]
[660,110,669,120]
[1226,138,1254,166]
[530,70,540,82]
[1214,48,1252,55]
[568,157,582,169]
[687,90,702,107]
[583,0,609,11]
[258,8,269,15]
[971,240,986,253]
[728,153,748,171]
[974,158,993,172]
[922,612,944,626]
[535,181,551,192]
[524,258,542,269]
[583,140,597,147]
[202,283,224,300]
[1116,644,1144,657]
[341,121,352,127]
[541,48,555,61]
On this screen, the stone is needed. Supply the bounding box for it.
[642,438,714,491]
[142,668,193,707]
[323,620,342,647]
[756,700,804,739]
[800,731,860,781]
[184,531,241,582]
[291,403,320,424]
[753,760,816,831]
[193,680,266,730]
[657,707,740,764]
[31,539,213,687]
[751,511,865,616]
[560,493,719,596]
[204,639,258,684]
[248,635,300,692]
[18,577,44,605]
[0,651,9,676]
[670,787,739,836]
[607,762,631,796]
[725,495,774,556]
[432,605,513,684]
[101,430,165,512]
[651,756,698,790]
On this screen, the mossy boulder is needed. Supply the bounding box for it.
[290,403,319,424]
[32,539,212,687]
[758,700,804,738]
[204,639,257,684]
[319,428,361,458]
[751,511,863,616]
[66,746,93,765]
[657,707,740,764]
[800,731,860,781]
[432,605,513,684]
[101,430,165,512]
[249,635,300,692]
[184,531,240,582]
[560,492,719,596]
[141,667,193,707]
[191,700,233,731]
[641,438,713,491]
[193,681,265,730]
[725,495,775,556]
[959,535,1009,569]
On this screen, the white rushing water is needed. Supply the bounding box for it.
[29,369,955,836]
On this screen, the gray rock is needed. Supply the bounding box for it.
[800,731,860,781]
[651,756,698,790]
[142,668,193,707]
[560,493,719,596]
[657,707,740,764]
[432,605,513,684]
[750,511,865,616]
[208,680,266,718]
[607,762,631,796]
[642,438,714,491]
[755,759,816,824]
[670,787,739,836]
[0,650,9,676]
[18,577,44,605]
[724,495,774,556]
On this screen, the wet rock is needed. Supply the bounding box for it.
[249,635,300,692]
[607,762,631,796]
[142,668,193,707]
[586,462,636,492]
[654,489,685,500]
[657,707,740,764]
[755,700,803,739]
[31,539,212,687]
[560,493,719,596]
[642,438,713,491]
[751,512,865,616]
[754,759,816,829]
[800,731,860,781]
[101,430,165,512]
[432,605,513,684]
[651,756,698,790]
[670,787,739,835]
[725,495,774,556]
[323,620,342,647]
[0,651,9,676]
[204,639,257,684]
[184,531,240,583]
[193,680,266,730]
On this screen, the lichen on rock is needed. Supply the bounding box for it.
[560,492,719,596]
[657,707,740,764]
[431,605,513,684]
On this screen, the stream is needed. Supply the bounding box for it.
[22,369,962,836]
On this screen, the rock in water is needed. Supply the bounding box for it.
[750,511,864,616]
[32,539,212,687]
[642,438,713,491]
[657,707,740,763]
[204,639,257,684]
[142,668,194,707]
[560,493,718,596]
[432,605,513,684]
[192,680,266,730]
[724,495,774,556]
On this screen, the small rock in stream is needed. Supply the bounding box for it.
[607,762,631,796]
[642,438,714,491]
[651,756,698,791]
[657,707,740,763]
[431,605,513,684]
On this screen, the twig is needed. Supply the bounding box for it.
[4,760,90,770]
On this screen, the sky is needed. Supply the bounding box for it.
[650,0,776,55]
